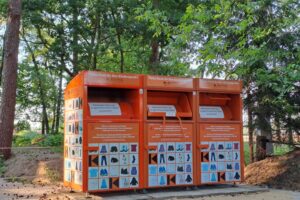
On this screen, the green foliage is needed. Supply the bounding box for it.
[13,130,43,147]
[177,0,300,140]
[40,134,63,147]
[1,0,299,152]
[0,155,5,176]
[13,130,63,147]
[14,120,31,132]
[243,142,294,165]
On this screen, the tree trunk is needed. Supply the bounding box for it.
[116,32,124,73]
[51,99,56,133]
[275,115,281,141]
[41,116,45,135]
[256,114,273,161]
[287,116,293,144]
[148,0,160,74]
[0,32,6,84]
[42,105,49,134]
[110,8,124,73]
[0,0,21,159]
[55,67,63,133]
[248,105,254,163]
[71,2,79,74]
[246,84,254,163]
[91,11,100,70]
[149,40,159,74]
[199,67,205,78]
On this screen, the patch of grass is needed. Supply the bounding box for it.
[243,142,294,165]
[13,130,64,148]
[0,156,6,177]
[5,177,29,184]
[243,142,256,165]
[13,130,43,147]
[50,146,63,153]
[273,144,294,155]
[40,134,63,147]
[45,167,60,182]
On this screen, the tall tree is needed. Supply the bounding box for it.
[178,1,300,160]
[0,0,22,159]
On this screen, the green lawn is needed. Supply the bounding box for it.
[243,142,294,165]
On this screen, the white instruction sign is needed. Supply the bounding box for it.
[199,106,224,118]
[148,105,176,117]
[89,103,121,116]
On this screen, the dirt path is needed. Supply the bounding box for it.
[1,178,299,200]
[1,148,299,199]
[182,190,300,200]
[0,178,68,200]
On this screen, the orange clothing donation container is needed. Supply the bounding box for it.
[64,71,143,192]
[143,75,197,188]
[196,79,244,185]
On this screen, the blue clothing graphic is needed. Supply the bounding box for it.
[100,179,107,189]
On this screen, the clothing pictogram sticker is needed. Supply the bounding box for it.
[89,155,99,167]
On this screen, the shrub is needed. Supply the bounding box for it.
[13,130,64,147]
[13,130,44,147]
[0,155,5,176]
[40,134,63,147]
[15,120,31,132]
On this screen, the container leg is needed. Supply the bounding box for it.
[141,189,147,194]
[185,186,191,191]
[192,186,198,190]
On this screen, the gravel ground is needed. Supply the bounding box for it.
[1,178,299,200]
[180,190,300,200]
[0,178,68,200]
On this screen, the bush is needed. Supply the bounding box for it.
[14,120,31,132]
[13,130,44,147]
[40,134,63,147]
[13,130,63,147]
[0,155,5,176]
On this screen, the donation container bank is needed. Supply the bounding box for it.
[143,75,196,188]
[64,71,143,192]
[197,79,244,185]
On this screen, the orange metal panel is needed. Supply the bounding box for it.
[196,78,243,186]
[64,70,244,192]
[145,75,194,90]
[198,79,242,93]
[85,122,141,192]
[84,71,142,88]
[64,86,84,191]
[144,122,195,187]
[197,123,243,184]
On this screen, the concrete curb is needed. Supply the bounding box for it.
[65,184,269,200]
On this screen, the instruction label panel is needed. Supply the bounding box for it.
[199,106,224,119]
[85,71,140,87]
[147,123,194,187]
[199,124,240,141]
[199,79,242,93]
[146,75,194,89]
[148,105,177,117]
[88,123,139,143]
[147,123,193,143]
[199,123,241,184]
[89,103,121,116]
[87,122,140,191]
